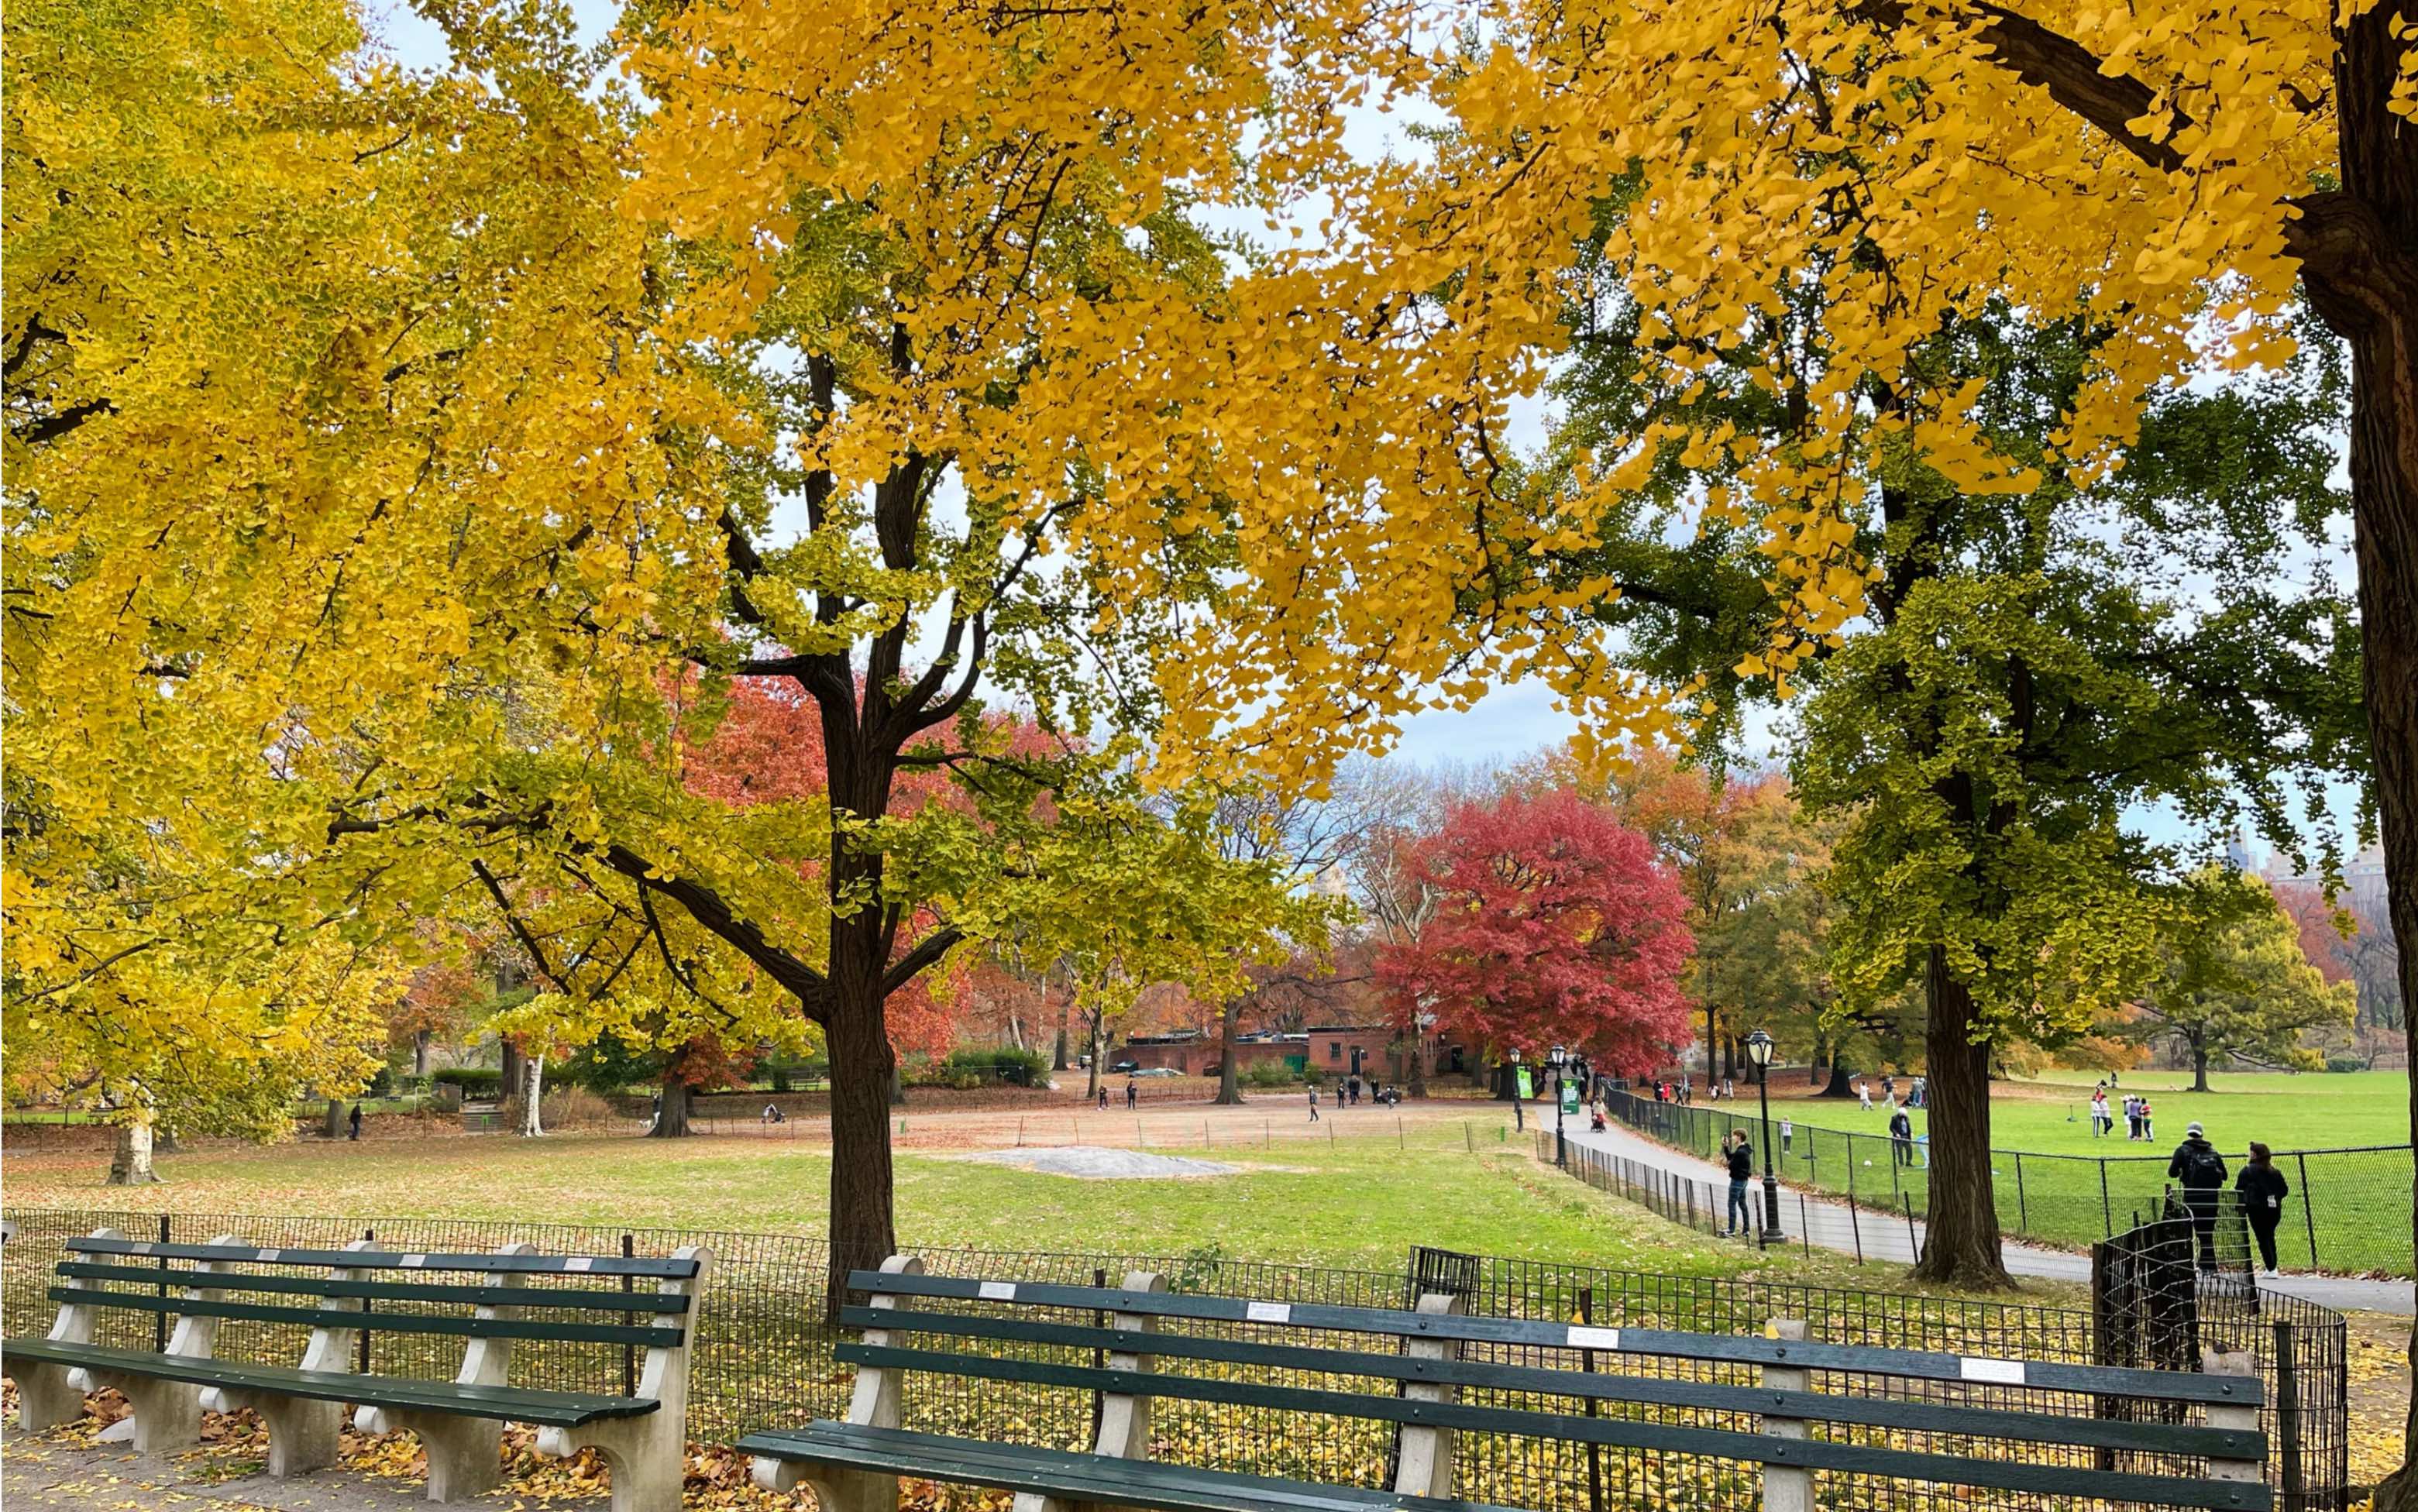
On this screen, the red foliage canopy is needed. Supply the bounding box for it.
[675,676,986,1059]
[1374,790,1694,1076]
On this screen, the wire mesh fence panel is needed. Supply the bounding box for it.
[1597,1090,2416,1277]
[2,1206,2351,1512]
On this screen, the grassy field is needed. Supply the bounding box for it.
[0,1112,2078,1305]
[1645,1070,2414,1274]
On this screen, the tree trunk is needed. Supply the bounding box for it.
[499,1039,524,1108]
[1407,1036,1429,1098]
[2301,14,2418,1495]
[824,993,898,1317]
[1084,1015,1102,1099]
[889,1059,906,1106]
[108,1115,160,1185]
[1053,1006,1069,1071]
[1214,998,1245,1105]
[2190,1040,2210,1094]
[1911,947,2014,1288]
[648,1070,691,1139]
[1818,1060,1858,1098]
[322,1097,344,1139]
[517,1056,545,1136]
[414,1029,430,1077]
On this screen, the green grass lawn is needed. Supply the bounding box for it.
[0,1116,2078,1306]
[1649,1070,2413,1274]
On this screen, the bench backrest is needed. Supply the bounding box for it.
[49,1232,701,1374]
[838,1264,2272,1512]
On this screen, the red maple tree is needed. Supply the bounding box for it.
[1374,790,1694,1076]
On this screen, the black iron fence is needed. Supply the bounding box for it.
[2093,1210,2351,1511]
[1599,1089,2416,1277]
[1,1206,2350,1512]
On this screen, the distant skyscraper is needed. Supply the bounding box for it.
[2224,830,2260,873]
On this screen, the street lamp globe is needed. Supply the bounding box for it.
[1549,1044,1567,1067]
[1744,1028,1775,1070]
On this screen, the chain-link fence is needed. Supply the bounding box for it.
[1598,1089,2416,1277]
[2,1205,2350,1512]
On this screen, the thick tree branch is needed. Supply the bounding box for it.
[882,926,965,998]
[1849,0,2189,170]
[600,844,831,1015]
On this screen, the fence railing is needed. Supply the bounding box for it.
[1598,1088,2416,1277]
[2,1204,2347,1512]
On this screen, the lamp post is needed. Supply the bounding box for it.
[1745,1029,1782,1243]
[1550,1044,1569,1167]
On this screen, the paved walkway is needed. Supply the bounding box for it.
[0,1428,607,1512]
[1560,1118,2416,1315]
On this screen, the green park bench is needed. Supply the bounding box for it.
[3,1228,710,1511]
[745,1257,2272,1512]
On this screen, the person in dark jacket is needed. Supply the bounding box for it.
[2168,1121,2229,1272]
[1722,1132,1755,1238]
[2234,1142,2290,1273]
[1888,1106,1914,1167]
[348,1104,363,1141]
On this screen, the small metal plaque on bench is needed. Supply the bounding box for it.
[256,1249,281,1262]
[978,1281,1017,1301]
[1567,1325,1622,1351]
[1246,1301,1292,1324]
[1959,1356,2026,1385]
[401,1254,429,1268]
[565,1258,593,1272]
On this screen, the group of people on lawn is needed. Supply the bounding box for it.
[2088,1082,2165,1140]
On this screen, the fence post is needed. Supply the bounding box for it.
[622,1232,638,1397]
[1759,1318,1811,1512]
[1798,1194,1811,1259]
[2100,1160,2114,1238]
[2273,1319,2304,1512]
[359,1226,376,1372]
[1579,1287,1606,1512]
[2293,1151,2319,1270]
[1900,1194,1919,1261]
[2014,1152,2028,1237]
[155,1214,171,1351]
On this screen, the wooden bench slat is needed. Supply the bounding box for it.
[67,1237,695,1280]
[0,1338,658,1427]
[742,1421,1513,1512]
[60,1262,693,1314]
[832,1343,2268,1512]
[45,1287,683,1349]
[846,1273,2262,1407]
[835,1307,2262,1462]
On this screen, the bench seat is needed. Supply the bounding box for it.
[741,1421,1517,1512]
[0,1338,655,1428]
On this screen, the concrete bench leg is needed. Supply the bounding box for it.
[357,1407,503,1502]
[199,1387,343,1477]
[536,1419,683,1512]
[83,1369,205,1454]
[12,1363,88,1431]
[752,1455,899,1512]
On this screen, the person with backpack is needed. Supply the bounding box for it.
[2168,1121,2229,1272]
[2234,1142,2290,1273]
[1722,1131,1755,1238]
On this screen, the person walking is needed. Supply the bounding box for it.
[1856,1080,1873,1112]
[1723,1131,1755,1238]
[2124,1094,2141,1140]
[2235,1143,2290,1273]
[348,1104,363,1141]
[1308,1086,1321,1122]
[2168,1121,2229,1273]
[1097,1084,1110,1111]
[2139,1097,2155,1143]
[1889,1105,1914,1167]
[1779,1115,1794,1156]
